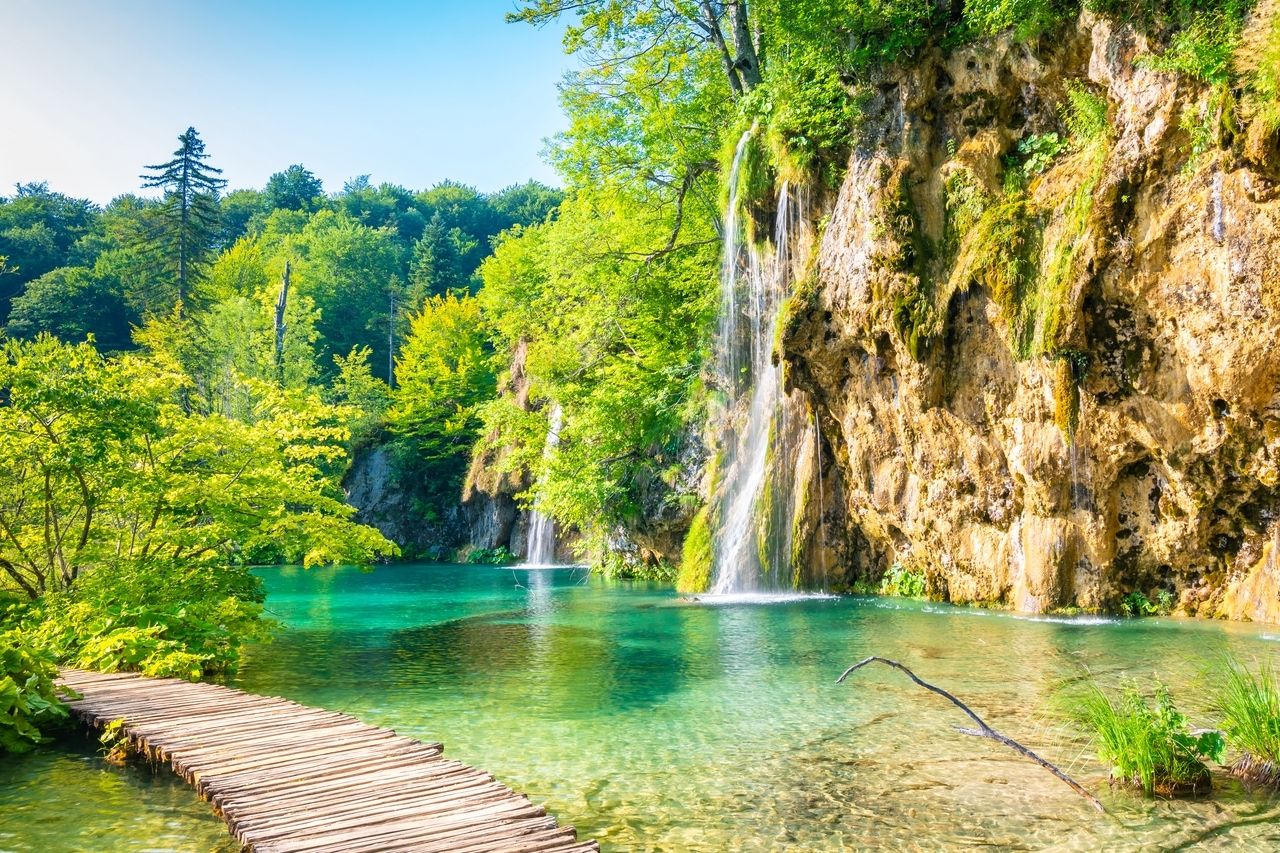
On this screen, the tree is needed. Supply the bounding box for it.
[219,188,268,245]
[289,210,402,378]
[408,212,473,298]
[6,264,136,351]
[0,183,99,321]
[264,165,324,212]
[387,293,496,514]
[139,127,227,311]
[0,335,396,600]
[489,182,563,230]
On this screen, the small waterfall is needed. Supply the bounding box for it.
[524,404,563,566]
[708,131,816,595]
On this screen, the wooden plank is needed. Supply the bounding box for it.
[58,669,597,852]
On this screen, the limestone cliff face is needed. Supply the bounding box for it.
[784,12,1280,619]
[344,445,469,560]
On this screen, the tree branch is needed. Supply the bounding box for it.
[837,656,1104,813]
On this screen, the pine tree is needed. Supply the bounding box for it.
[139,127,226,312]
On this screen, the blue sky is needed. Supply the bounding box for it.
[0,1,572,203]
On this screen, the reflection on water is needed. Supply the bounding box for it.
[5,564,1280,851]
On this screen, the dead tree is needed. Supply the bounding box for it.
[837,656,1104,812]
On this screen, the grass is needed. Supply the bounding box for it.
[1217,659,1280,786]
[1074,681,1225,796]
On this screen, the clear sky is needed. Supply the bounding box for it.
[0,0,571,203]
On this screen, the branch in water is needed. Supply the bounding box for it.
[837,656,1105,813]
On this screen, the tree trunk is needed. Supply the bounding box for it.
[700,0,744,96]
[729,1,762,91]
[274,261,290,383]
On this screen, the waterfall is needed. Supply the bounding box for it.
[708,131,815,595]
[524,404,563,566]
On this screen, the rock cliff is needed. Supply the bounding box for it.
[784,11,1280,619]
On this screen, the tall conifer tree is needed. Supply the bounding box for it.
[139,127,226,312]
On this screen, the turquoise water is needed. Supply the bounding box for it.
[5,564,1280,851]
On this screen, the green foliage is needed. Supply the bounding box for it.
[1216,658,1280,783]
[1238,4,1280,140]
[476,187,717,549]
[0,627,68,753]
[0,335,396,601]
[263,165,324,212]
[1018,132,1070,177]
[879,562,927,597]
[1119,588,1173,616]
[28,560,270,680]
[387,293,496,518]
[961,0,1076,41]
[330,346,391,448]
[1131,2,1254,85]
[943,167,992,252]
[1062,82,1111,142]
[138,126,227,309]
[1074,680,1224,795]
[465,546,517,566]
[677,507,714,593]
[6,264,137,351]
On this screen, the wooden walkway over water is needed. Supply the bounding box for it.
[58,669,598,853]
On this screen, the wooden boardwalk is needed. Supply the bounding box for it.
[58,669,598,853]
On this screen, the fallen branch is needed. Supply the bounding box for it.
[837,656,1104,813]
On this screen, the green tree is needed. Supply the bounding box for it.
[290,210,403,378]
[264,164,325,212]
[0,335,395,601]
[387,293,496,513]
[138,127,227,311]
[408,212,473,298]
[0,183,98,321]
[6,264,137,351]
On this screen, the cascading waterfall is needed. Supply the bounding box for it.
[708,130,817,595]
[523,404,563,566]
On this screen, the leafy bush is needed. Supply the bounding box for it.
[879,563,927,597]
[1216,659,1280,786]
[1,629,69,753]
[1018,132,1070,176]
[465,546,517,566]
[1120,589,1174,616]
[962,0,1077,41]
[1075,681,1224,795]
[28,560,272,680]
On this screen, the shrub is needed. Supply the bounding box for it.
[1120,589,1173,616]
[1018,132,1070,176]
[1062,82,1111,142]
[879,562,927,597]
[1075,681,1224,795]
[28,560,271,680]
[465,546,517,566]
[1,628,69,753]
[1216,659,1280,786]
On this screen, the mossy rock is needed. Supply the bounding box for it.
[676,506,714,593]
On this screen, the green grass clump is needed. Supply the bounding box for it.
[1075,681,1225,796]
[1217,659,1280,786]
